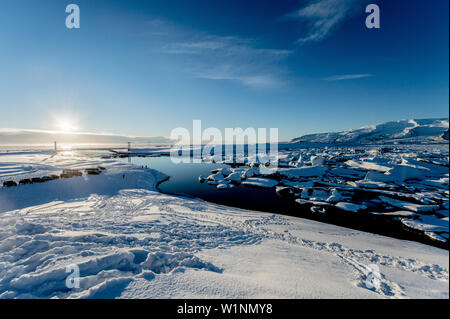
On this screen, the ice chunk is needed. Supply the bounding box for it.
[379,196,439,213]
[296,199,331,206]
[326,189,345,203]
[370,211,417,217]
[242,178,278,188]
[278,166,328,179]
[310,206,327,214]
[420,178,449,188]
[207,173,225,182]
[401,215,448,232]
[330,167,366,178]
[345,160,391,172]
[225,172,242,183]
[300,188,329,201]
[241,167,259,179]
[354,180,390,189]
[335,202,367,212]
[213,167,231,176]
[310,156,325,167]
[275,186,294,196]
[425,232,448,243]
[365,165,430,183]
[387,165,430,182]
[217,183,232,190]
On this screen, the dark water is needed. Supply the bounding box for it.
[123,156,303,214]
[122,156,447,249]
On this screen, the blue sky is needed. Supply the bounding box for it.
[0,0,448,140]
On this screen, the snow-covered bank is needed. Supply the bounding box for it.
[0,151,167,213]
[0,152,448,299]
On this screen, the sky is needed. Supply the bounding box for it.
[0,0,448,141]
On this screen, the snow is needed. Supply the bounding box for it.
[0,151,448,299]
[0,153,167,214]
[291,118,449,144]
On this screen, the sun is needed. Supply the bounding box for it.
[57,119,77,132]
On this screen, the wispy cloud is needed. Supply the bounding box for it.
[163,36,290,58]
[194,65,281,88]
[289,0,359,44]
[144,20,291,88]
[324,73,373,81]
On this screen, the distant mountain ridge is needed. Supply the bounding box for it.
[291,118,449,144]
[0,129,172,145]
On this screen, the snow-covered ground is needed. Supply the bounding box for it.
[0,151,448,299]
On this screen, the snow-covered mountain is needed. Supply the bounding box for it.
[291,118,449,144]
